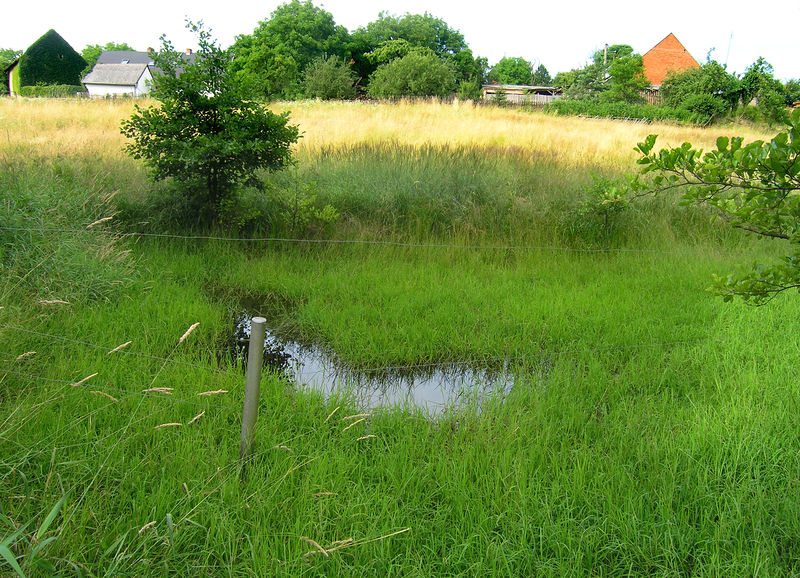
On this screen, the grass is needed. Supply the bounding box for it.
[1,97,798,576]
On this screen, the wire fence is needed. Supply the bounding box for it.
[0,224,762,257]
[0,218,726,505]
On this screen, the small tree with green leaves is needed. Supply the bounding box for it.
[367,49,455,99]
[121,22,299,226]
[633,108,800,304]
[303,55,357,99]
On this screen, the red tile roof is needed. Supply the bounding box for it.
[642,33,700,87]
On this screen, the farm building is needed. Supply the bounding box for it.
[481,84,562,105]
[82,50,156,97]
[83,63,155,97]
[642,33,699,87]
[82,49,196,97]
[6,29,85,95]
[4,58,19,96]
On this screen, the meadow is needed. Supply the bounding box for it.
[2,98,799,576]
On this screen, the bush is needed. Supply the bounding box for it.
[544,100,698,124]
[367,50,455,99]
[679,93,728,122]
[121,23,299,227]
[19,84,86,98]
[303,55,357,100]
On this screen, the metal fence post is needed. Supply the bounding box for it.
[240,316,266,460]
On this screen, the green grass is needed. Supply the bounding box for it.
[3,105,800,575]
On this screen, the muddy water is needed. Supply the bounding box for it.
[226,312,515,414]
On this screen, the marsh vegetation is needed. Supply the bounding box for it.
[2,98,798,576]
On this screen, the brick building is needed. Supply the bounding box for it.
[642,33,699,87]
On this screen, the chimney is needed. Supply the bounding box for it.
[185,49,192,55]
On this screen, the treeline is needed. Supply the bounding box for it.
[550,44,800,125]
[226,2,490,100]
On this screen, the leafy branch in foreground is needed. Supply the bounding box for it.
[632,108,800,304]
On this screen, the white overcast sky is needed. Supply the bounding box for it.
[4,0,799,80]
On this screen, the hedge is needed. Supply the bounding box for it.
[543,99,704,125]
[19,84,87,98]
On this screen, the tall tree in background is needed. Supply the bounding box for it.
[488,57,533,85]
[661,60,740,121]
[739,57,787,124]
[349,11,483,94]
[0,48,20,68]
[81,42,135,76]
[554,44,646,102]
[230,0,349,99]
[531,64,552,85]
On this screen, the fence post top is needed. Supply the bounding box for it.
[251,317,266,325]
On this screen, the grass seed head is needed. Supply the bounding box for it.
[178,322,200,344]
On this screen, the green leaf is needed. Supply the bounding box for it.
[36,493,69,542]
[0,543,25,578]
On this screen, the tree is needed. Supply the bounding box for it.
[367,49,455,98]
[303,55,357,99]
[660,60,739,120]
[80,42,135,76]
[0,48,20,95]
[121,22,299,226]
[349,12,481,93]
[782,79,800,106]
[0,48,20,68]
[632,108,800,304]
[488,57,533,85]
[230,0,349,99]
[599,52,648,104]
[531,64,552,86]
[739,57,787,124]
[555,44,645,103]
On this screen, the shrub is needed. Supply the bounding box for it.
[679,93,728,122]
[19,84,86,98]
[121,23,299,227]
[544,100,697,124]
[367,50,455,99]
[303,55,357,100]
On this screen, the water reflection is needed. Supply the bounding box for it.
[227,312,515,415]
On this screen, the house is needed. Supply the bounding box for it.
[82,49,195,97]
[642,33,700,88]
[83,63,155,97]
[4,58,19,96]
[11,30,85,94]
[481,84,562,105]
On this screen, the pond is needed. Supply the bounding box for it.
[225,312,515,415]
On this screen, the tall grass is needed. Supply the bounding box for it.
[1,98,797,576]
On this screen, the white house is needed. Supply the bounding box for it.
[81,50,196,98]
[82,63,154,97]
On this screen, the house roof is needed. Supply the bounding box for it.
[642,33,700,87]
[3,59,19,74]
[96,50,154,65]
[82,63,150,86]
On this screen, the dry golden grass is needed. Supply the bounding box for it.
[0,97,773,171]
[281,99,773,170]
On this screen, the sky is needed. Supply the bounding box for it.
[4,0,799,80]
